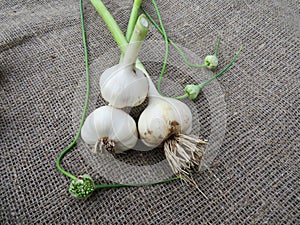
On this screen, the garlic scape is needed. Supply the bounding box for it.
[100,14,149,108]
[183,47,242,100]
[203,35,221,70]
[138,76,207,181]
[81,106,138,154]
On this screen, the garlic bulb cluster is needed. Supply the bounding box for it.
[81,13,206,182]
[81,106,138,154]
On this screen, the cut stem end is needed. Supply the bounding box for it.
[122,14,149,65]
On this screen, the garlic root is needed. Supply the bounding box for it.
[93,137,116,154]
[164,134,207,183]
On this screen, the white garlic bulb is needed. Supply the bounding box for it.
[138,76,207,181]
[81,106,138,154]
[100,63,148,108]
[138,77,192,147]
[99,14,149,108]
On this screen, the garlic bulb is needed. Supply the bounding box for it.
[100,14,149,108]
[138,76,207,180]
[81,106,138,154]
[100,63,148,108]
[138,78,192,147]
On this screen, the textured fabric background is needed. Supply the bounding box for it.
[0,0,299,224]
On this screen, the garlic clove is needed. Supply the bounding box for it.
[115,133,138,153]
[108,106,138,148]
[92,106,114,137]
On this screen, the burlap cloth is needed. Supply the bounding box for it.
[0,0,299,224]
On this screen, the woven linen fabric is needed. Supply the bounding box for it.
[0,0,299,224]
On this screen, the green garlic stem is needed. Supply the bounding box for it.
[91,0,148,75]
[90,0,128,53]
[150,0,169,95]
[175,93,189,100]
[141,6,207,69]
[126,0,143,42]
[56,0,90,181]
[123,14,149,65]
[213,35,221,56]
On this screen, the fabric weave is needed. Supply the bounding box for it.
[0,0,299,224]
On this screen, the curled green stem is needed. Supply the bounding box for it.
[142,6,223,71]
[141,6,206,69]
[69,174,178,199]
[149,0,169,95]
[56,0,90,181]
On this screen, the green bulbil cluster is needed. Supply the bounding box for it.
[69,174,95,199]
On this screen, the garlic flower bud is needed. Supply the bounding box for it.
[184,47,243,100]
[184,84,201,100]
[100,14,149,108]
[138,76,207,180]
[204,36,220,70]
[204,55,218,70]
[81,106,138,154]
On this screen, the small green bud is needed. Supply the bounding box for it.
[184,84,201,100]
[69,174,95,199]
[204,55,218,70]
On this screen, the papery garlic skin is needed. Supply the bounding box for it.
[138,78,192,148]
[100,64,148,108]
[81,106,138,153]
